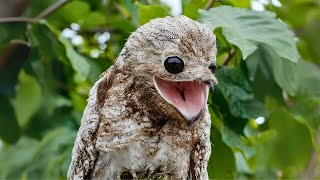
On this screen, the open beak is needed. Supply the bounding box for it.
[153,76,210,124]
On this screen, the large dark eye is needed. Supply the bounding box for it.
[209,63,217,74]
[164,56,184,74]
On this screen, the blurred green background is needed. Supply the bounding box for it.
[0,0,319,179]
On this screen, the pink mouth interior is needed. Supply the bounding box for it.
[153,76,208,122]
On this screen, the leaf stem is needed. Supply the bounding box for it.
[205,0,217,10]
[222,48,235,66]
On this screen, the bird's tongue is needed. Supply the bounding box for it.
[153,76,208,122]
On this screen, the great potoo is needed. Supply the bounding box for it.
[68,15,217,180]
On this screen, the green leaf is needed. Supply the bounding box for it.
[81,12,107,29]
[0,96,20,143]
[121,0,140,26]
[199,6,299,62]
[246,44,320,97]
[24,128,76,178]
[257,104,313,171]
[246,44,299,96]
[0,128,77,179]
[0,23,26,45]
[54,0,90,23]
[208,127,236,179]
[136,2,170,25]
[59,37,90,81]
[216,67,268,119]
[222,127,255,158]
[182,0,208,19]
[290,96,320,128]
[0,137,38,178]
[11,70,42,128]
[296,60,320,98]
[26,50,72,116]
[29,23,69,65]
[224,0,251,8]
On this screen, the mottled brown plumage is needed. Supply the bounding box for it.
[68,15,217,180]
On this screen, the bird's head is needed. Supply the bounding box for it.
[116,15,217,125]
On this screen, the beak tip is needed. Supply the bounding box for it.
[205,80,215,94]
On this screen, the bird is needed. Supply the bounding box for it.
[67,15,217,180]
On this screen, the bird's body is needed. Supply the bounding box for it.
[68,16,217,180]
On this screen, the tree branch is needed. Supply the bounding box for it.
[36,0,70,19]
[222,48,235,66]
[0,0,70,24]
[0,17,36,23]
[302,148,318,179]
[205,0,216,10]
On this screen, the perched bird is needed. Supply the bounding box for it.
[68,15,217,180]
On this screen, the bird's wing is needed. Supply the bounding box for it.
[67,68,115,180]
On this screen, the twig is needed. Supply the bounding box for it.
[222,48,235,66]
[282,91,294,107]
[10,39,31,47]
[205,0,216,10]
[302,148,318,179]
[0,17,36,23]
[36,0,70,19]
[0,0,70,24]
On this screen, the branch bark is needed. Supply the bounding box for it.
[302,148,318,179]
[205,0,216,10]
[222,48,235,66]
[0,0,70,24]
[36,0,70,19]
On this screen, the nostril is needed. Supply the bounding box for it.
[209,63,217,74]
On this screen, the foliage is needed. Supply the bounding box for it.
[0,0,319,179]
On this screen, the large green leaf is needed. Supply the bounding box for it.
[221,127,255,159]
[81,12,107,29]
[48,0,90,27]
[216,67,268,119]
[26,50,72,116]
[296,60,320,98]
[272,0,320,64]
[182,0,208,19]
[59,37,90,81]
[257,106,313,172]
[29,23,69,65]
[209,104,255,158]
[11,71,42,128]
[290,96,320,128]
[199,6,299,62]
[0,128,76,179]
[246,44,299,96]
[121,0,140,26]
[0,137,38,178]
[49,0,108,29]
[23,128,76,178]
[246,44,320,97]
